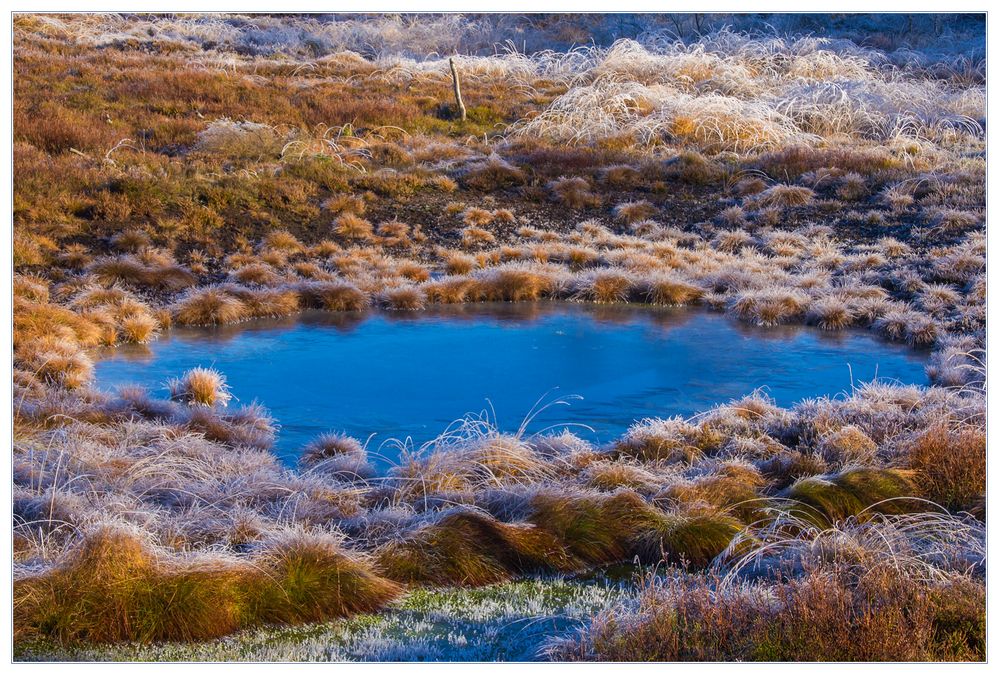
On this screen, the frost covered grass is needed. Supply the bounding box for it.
[16,578,633,662]
[11,11,986,662]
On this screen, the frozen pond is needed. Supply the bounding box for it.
[95,303,930,466]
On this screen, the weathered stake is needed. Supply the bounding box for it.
[449,57,467,122]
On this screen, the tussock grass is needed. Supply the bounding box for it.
[549,176,601,209]
[745,184,815,209]
[806,296,856,330]
[300,433,373,480]
[168,367,232,407]
[617,417,711,463]
[423,276,476,304]
[230,263,283,286]
[297,280,370,312]
[173,287,248,326]
[120,314,160,344]
[729,288,808,326]
[379,286,426,311]
[573,270,633,303]
[613,200,657,224]
[14,523,401,644]
[636,272,703,306]
[221,285,300,319]
[335,214,374,241]
[89,257,197,292]
[782,468,921,526]
[553,565,984,661]
[376,508,577,586]
[905,425,985,513]
[461,226,496,248]
[471,266,554,302]
[251,529,401,624]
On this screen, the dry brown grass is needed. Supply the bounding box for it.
[173,287,249,326]
[380,285,426,311]
[297,280,370,312]
[613,200,657,224]
[335,213,374,241]
[120,314,160,344]
[905,424,985,513]
[637,273,704,306]
[461,226,497,248]
[574,271,633,303]
[169,367,232,407]
[472,267,553,302]
[549,176,601,209]
[461,207,494,227]
[14,523,401,644]
[554,567,984,661]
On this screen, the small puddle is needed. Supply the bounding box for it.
[95,302,930,466]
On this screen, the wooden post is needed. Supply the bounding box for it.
[449,57,467,122]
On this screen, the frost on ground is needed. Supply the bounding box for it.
[15,578,632,662]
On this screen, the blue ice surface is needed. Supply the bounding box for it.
[94,302,930,467]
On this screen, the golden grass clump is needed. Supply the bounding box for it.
[617,417,706,464]
[423,276,476,304]
[782,468,920,526]
[634,510,744,567]
[13,274,50,303]
[460,207,494,227]
[461,226,497,248]
[396,260,430,282]
[230,263,283,286]
[376,220,411,247]
[549,176,601,209]
[525,489,737,568]
[806,296,856,330]
[89,256,198,292]
[461,156,527,191]
[659,466,767,523]
[380,285,426,311]
[120,313,160,344]
[745,184,815,210]
[816,425,878,467]
[472,267,553,302]
[526,490,658,566]
[375,508,576,587]
[251,529,401,624]
[109,230,151,253]
[13,524,251,644]
[173,286,249,326]
[600,164,641,187]
[14,297,103,350]
[169,367,232,407]
[221,286,300,319]
[335,213,374,240]
[297,280,370,312]
[637,272,704,306]
[613,200,657,224]
[574,270,634,303]
[583,461,661,493]
[905,424,985,513]
[14,523,401,644]
[57,243,93,270]
[729,288,808,326]
[442,250,477,274]
[18,336,95,390]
